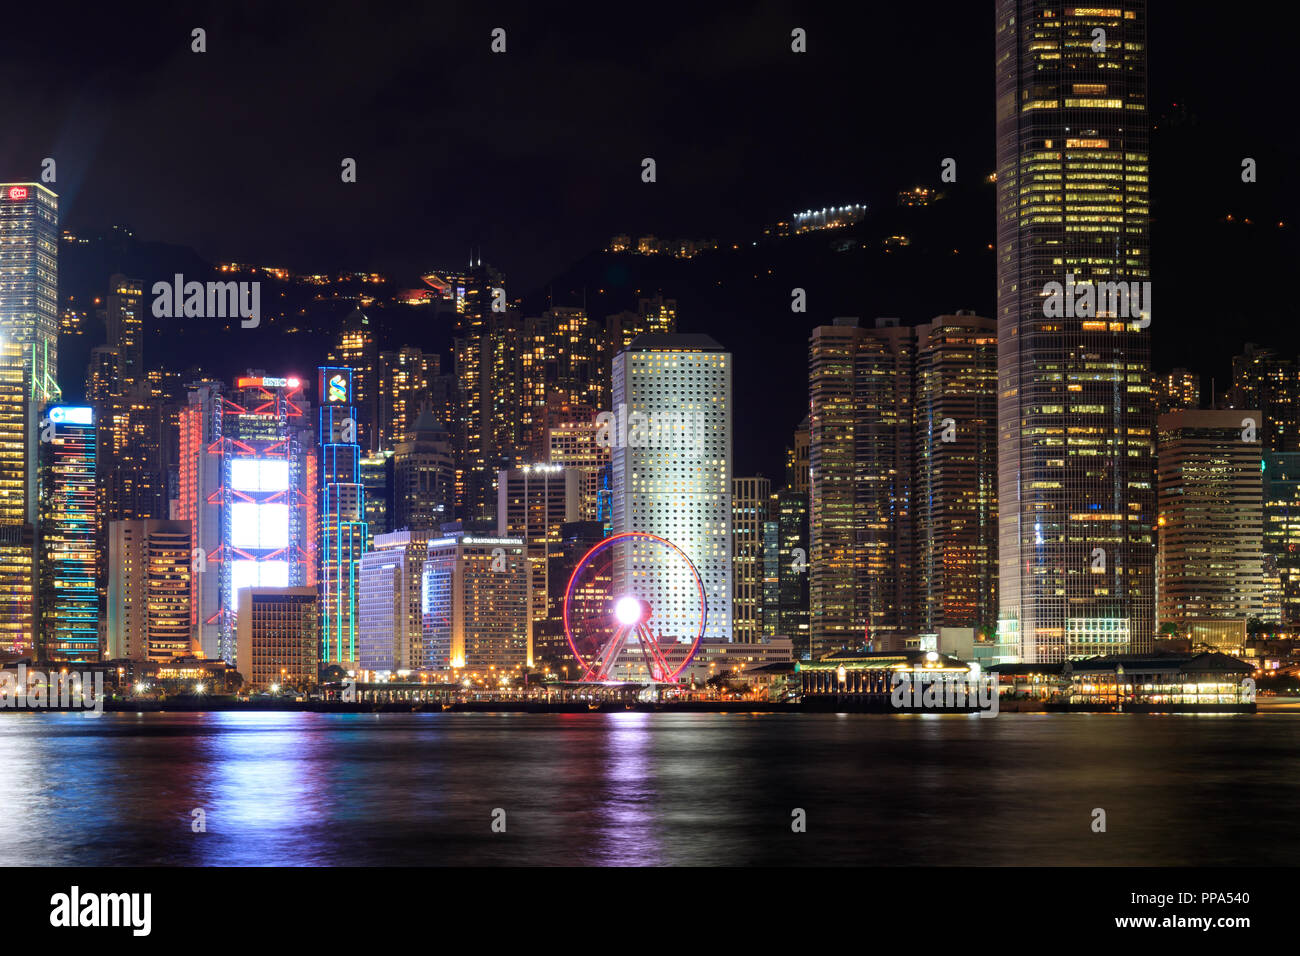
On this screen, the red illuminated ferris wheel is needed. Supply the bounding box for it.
[562,531,707,683]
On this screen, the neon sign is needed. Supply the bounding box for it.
[7,186,29,200]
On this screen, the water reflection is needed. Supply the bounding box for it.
[0,711,1296,865]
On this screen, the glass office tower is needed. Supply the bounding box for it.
[995,2,1155,661]
[0,183,58,656]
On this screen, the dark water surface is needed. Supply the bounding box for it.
[1,711,1294,866]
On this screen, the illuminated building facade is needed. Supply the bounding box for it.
[107,519,194,661]
[319,366,367,668]
[995,1,1155,661]
[1153,368,1201,417]
[421,530,530,671]
[105,275,144,390]
[0,182,59,404]
[1157,411,1265,642]
[328,318,378,452]
[450,262,509,523]
[234,587,319,691]
[612,333,732,643]
[0,183,58,657]
[360,451,392,545]
[497,464,580,624]
[537,519,606,670]
[393,406,454,531]
[605,295,677,387]
[915,313,998,635]
[85,346,121,401]
[0,338,35,655]
[1262,451,1300,627]
[176,376,316,664]
[1228,344,1300,452]
[520,308,606,459]
[547,412,609,525]
[38,405,99,661]
[790,416,810,496]
[377,346,440,451]
[357,528,433,675]
[732,476,770,644]
[808,318,914,658]
[762,488,810,656]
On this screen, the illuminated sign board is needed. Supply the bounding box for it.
[6,186,29,201]
[236,376,300,390]
[48,406,94,426]
[318,367,352,404]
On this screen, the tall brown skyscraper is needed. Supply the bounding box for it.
[915,313,998,635]
[808,318,915,658]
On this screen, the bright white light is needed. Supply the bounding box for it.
[615,596,642,627]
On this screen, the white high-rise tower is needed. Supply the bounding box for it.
[611,334,733,644]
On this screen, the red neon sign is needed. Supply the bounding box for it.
[7,186,29,200]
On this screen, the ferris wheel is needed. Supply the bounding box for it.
[562,531,707,683]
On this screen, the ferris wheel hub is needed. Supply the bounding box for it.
[614,595,647,627]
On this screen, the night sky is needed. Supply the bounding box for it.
[2,0,1297,472]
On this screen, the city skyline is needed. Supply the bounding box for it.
[1,1,1298,898]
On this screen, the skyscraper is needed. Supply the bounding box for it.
[547,410,610,525]
[732,476,771,644]
[1262,451,1300,627]
[1228,344,1300,452]
[392,406,455,532]
[175,376,316,664]
[358,528,434,675]
[762,487,810,656]
[519,308,606,460]
[0,183,58,656]
[808,318,914,658]
[611,333,732,644]
[328,317,378,452]
[105,275,144,390]
[234,587,319,691]
[319,366,368,669]
[497,464,580,626]
[995,1,1155,661]
[1157,410,1264,655]
[915,313,998,635]
[38,405,98,661]
[421,529,531,671]
[536,519,606,670]
[0,182,59,403]
[360,451,393,545]
[377,346,440,452]
[0,338,35,655]
[107,518,194,661]
[1152,368,1201,417]
[450,262,510,523]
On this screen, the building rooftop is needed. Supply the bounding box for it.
[800,649,970,671]
[1065,652,1253,675]
[623,332,726,353]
